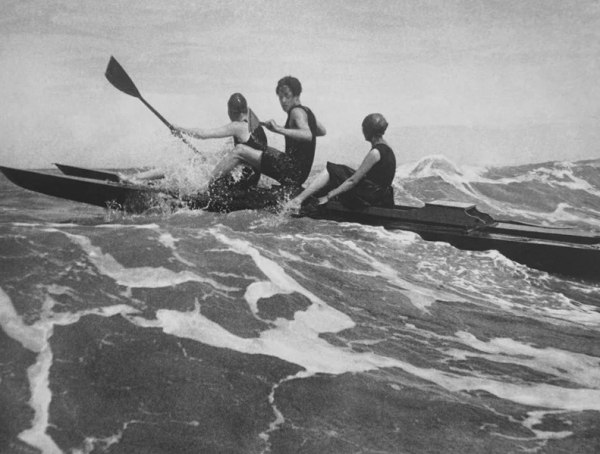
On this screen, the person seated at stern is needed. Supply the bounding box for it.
[287,113,396,211]
[210,76,327,191]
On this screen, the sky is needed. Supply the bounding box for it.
[1,0,599,169]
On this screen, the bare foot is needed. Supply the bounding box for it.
[118,173,140,185]
[284,198,303,212]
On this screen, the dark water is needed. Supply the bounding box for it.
[1,157,600,454]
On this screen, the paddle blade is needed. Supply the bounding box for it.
[105,56,141,98]
[248,108,261,132]
[248,108,268,149]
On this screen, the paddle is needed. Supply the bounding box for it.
[248,108,269,150]
[248,108,261,133]
[104,56,201,155]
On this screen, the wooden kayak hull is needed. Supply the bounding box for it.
[3,165,599,279]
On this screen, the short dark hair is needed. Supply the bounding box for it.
[362,113,388,140]
[276,76,302,96]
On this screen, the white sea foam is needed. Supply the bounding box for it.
[333,236,459,312]
[0,288,48,353]
[46,229,235,291]
[129,229,394,375]
[0,286,140,454]
[125,230,600,419]
[4,224,600,450]
[157,231,196,267]
[439,252,600,328]
[399,323,600,414]
[448,331,600,388]
[521,411,573,441]
[95,223,161,230]
[133,300,391,374]
[157,232,177,249]
[396,156,600,227]
[279,230,449,313]
[131,301,600,412]
[397,155,485,201]
[544,203,600,227]
[496,162,600,198]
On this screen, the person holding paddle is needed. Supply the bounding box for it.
[172,93,267,192]
[210,76,326,190]
[104,58,323,196]
[286,113,396,211]
[121,93,267,191]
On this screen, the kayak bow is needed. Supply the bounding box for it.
[0,166,164,211]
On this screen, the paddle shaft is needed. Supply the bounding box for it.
[105,56,202,156]
[138,96,171,129]
[137,96,203,156]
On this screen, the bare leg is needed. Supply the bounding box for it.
[286,169,330,210]
[120,168,165,183]
[211,144,263,180]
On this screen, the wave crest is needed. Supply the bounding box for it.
[407,155,464,179]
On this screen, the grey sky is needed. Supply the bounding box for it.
[1,0,599,167]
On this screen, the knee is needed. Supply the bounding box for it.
[231,145,248,161]
[227,147,245,163]
[233,143,249,154]
[315,169,330,184]
[232,144,261,168]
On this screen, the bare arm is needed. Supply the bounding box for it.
[173,122,245,140]
[315,119,326,137]
[322,148,381,201]
[263,108,315,141]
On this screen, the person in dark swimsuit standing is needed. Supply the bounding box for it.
[211,76,327,189]
[286,113,396,210]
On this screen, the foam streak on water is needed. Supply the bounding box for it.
[447,331,600,388]
[64,227,600,418]
[46,228,236,291]
[0,286,139,454]
[2,158,600,452]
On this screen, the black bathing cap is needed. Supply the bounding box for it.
[228,93,248,114]
[362,113,388,139]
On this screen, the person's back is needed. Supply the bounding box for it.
[208,94,267,199]
[365,143,396,188]
[287,113,396,210]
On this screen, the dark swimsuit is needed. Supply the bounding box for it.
[231,125,267,188]
[208,123,267,195]
[261,105,318,187]
[236,125,268,152]
[324,143,396,208]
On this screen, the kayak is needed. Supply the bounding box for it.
[54,163,121,182]
[0,165,285,212]
[0,166,165,211]
[2,164,599,280]
[307,200,600,280]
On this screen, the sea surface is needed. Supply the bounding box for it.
[1,156,600,454]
